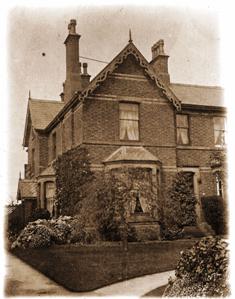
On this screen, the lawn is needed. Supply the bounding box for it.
[12,239,197,292]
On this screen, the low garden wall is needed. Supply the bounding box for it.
[12,239,197,292]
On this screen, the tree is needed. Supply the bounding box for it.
[53,146,94,216]
[162,172,197,239]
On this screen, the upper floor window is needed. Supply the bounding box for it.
[213,117,226,147]
[176,114,189,145]
[52,132,57,160]
[120,103,139,141]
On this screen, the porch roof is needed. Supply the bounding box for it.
[104,146,160,164]
[17,179,37,199]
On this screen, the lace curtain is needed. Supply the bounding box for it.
[120,103,139,140]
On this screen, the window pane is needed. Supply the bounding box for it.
[214,130,225,146]
[214,117,225,130]
[120,103,139,120]
[120,120,139,140]
[177,128,189,144]
[176,115,188,128]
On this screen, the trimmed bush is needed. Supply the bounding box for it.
[162,172,197,240]
[201,196,227,235]
[164,236,230,297]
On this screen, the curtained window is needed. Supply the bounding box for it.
[213,117,226,147]
[120,103,139,140]
[176,114,189,145]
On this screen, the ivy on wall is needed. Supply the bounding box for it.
[53,146,94,216]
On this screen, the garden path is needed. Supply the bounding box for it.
[5,251,174,297]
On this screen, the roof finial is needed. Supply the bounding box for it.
[29,90,31,99]
[129,29,133,43]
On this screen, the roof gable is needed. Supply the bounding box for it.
[45,42,181,131]
[79,42,181,110]
[23,98,64,147]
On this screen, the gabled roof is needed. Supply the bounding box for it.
[104,146,160,164]
[17,179,37,200]
[29,99,64,130]
[79,42,181,110]
[45,41,182,131]
[23,98,64,146]
[170,83,224,107]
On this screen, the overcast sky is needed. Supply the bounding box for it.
[5,5,221,203]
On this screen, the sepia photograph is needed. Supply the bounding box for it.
[1,1,232,297]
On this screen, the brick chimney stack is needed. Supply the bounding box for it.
[63,19,82,103]
[150,39,170,85]
[81,62,91,89]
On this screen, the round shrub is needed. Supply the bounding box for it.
[49,220,71,244]
[12,224,54,249]
[164,236,230,297]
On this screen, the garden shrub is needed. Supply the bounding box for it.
[53,146,94,216]
[162,172,197,240]
[12,223,54,249]
[30,208,50,221]
[201,196,227,235]
[164,236,230,297]
[49,220,72,244]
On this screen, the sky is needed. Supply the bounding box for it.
[2,3,222,203]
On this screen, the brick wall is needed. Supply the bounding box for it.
[94,76,161,99]
[83,99,119,143]
[113,54,146,76]
[62,111,73,152]
[73,105,83,146]
[38,132,48,172]
[189,114,214,147]
[177,149,212,167]
[140,102,175,146]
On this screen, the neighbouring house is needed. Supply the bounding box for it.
[18,19,226,236]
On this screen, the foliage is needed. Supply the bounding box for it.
[162,172,197,239]
[164,236,230,297]
[201,196,227,235]
[79,169,157,242]
[8,216,24,234]
[11,216,100,249]
[30,208,50,221]
[12,222,54,249]
[53,146,94,216]
[209,150,227,191]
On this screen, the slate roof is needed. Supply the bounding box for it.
[29,99,64,130]
[18,179,37,199]
[170,83,224,107]
[104,146,159,163]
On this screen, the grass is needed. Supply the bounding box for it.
[12,239,197,292]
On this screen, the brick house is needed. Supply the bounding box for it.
[18,19,226,236]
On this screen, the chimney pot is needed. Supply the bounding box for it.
[83,62,88,75]
[150,39,170,84]
[68,19,77,34]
